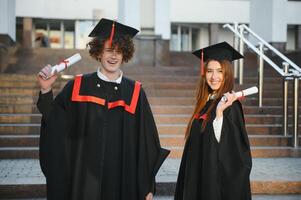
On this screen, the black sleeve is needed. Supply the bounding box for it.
[38,81,74,200]
[37,90,54,121]
[224,100,252,168]
[137,88,170,198]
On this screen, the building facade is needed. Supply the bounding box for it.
[1,0,301,51]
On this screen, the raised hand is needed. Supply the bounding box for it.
[37,65,58,92]
[216,91,237,119]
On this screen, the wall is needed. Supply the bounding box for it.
[16,0,118,20]
[170,0,250,23]
[0,0,16,41]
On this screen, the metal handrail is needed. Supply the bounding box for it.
[223,24,297,77]
[223,23,300,148]
[239,24,301,73]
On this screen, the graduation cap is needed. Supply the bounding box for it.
[88,18,139,47]
[192,41,243,76]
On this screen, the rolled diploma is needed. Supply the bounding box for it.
[221,86,258,101]
[50,53,81,75]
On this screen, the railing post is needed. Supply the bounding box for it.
[282,62,289,136]
[233,22,239,79]
[293,76,299,148]
[258,42,264,107]
[239,25,244,85]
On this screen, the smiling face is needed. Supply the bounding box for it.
[98,40,123,77]
[205,60,224,91]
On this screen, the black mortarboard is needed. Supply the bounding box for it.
[192,41,243,75]
[88,18,139,47]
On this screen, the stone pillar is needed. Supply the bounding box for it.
[250,0,287,51]
[154,0,170,65]
[60,21,65,48]
[177,26,181,51]
[23,18,33,48]
[120,0,170,66]
[118,0,140,31]
[209,23,219,45]
[155,0,170,40]
[0,0,15,72]
[0,0,15,44]
[296,25,301,50]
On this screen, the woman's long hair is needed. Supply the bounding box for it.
[185,59,235,139]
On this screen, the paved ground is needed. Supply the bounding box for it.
[1,158,301,199]
[1,158,301,185]
[1,196,301,200]
[156,157,301,182]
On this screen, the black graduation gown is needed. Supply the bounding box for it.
[174,100,252,200]
[37,72,170,200]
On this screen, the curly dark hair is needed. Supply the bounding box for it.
[86,36,135,63]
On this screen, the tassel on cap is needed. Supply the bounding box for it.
[108,22,115,47]
[200,49,204,76]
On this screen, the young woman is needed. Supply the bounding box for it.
[37,18,169,200]
[174,42,252,200]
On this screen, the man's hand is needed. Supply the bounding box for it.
[37,65,58,93]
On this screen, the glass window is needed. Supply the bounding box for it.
[170,26,179,51]
[181,27,189,51]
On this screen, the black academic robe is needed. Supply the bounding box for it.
[37,72,170,200]
[174,100,252,200]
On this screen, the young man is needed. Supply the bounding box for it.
[37,18,170,200]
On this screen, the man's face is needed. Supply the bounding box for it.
[99,40,123,74]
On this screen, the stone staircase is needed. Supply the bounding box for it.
[0,73,300,159]
[0,48,301,198]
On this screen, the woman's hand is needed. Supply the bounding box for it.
[145,192,153,200]
[37,65,58,92]
[216,92,237,119]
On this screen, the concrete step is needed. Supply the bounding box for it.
[1,113,299,125]
[149,97,301,106]
[0,114,42,124]
[0,124,40,134]
[157,124,290,135]
[1,185,301,199]
[0,74,284,83]
[1,123,300,135]
[0,88,298,97]
[1,196,301,200]
[167,147,301,158]
[0,195,301,200]
[151,105,299,115]
[0,105,39,114]
[0,147,39,159]
[154,114,298,125]
[0,158,300,198]
[1,96,300,107]
[0,97,36,105]
[2,104,299,114]
[2,81,299,91]
[1,146,300,159]
[159,135,300,147]
[0,135,39,147]
[1,134,298,148]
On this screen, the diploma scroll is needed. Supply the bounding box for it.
[42,53,81,79]
[221,86,258,102]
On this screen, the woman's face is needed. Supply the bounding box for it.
[205,60,224,91]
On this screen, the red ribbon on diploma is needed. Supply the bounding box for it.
[60,60,69,70]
